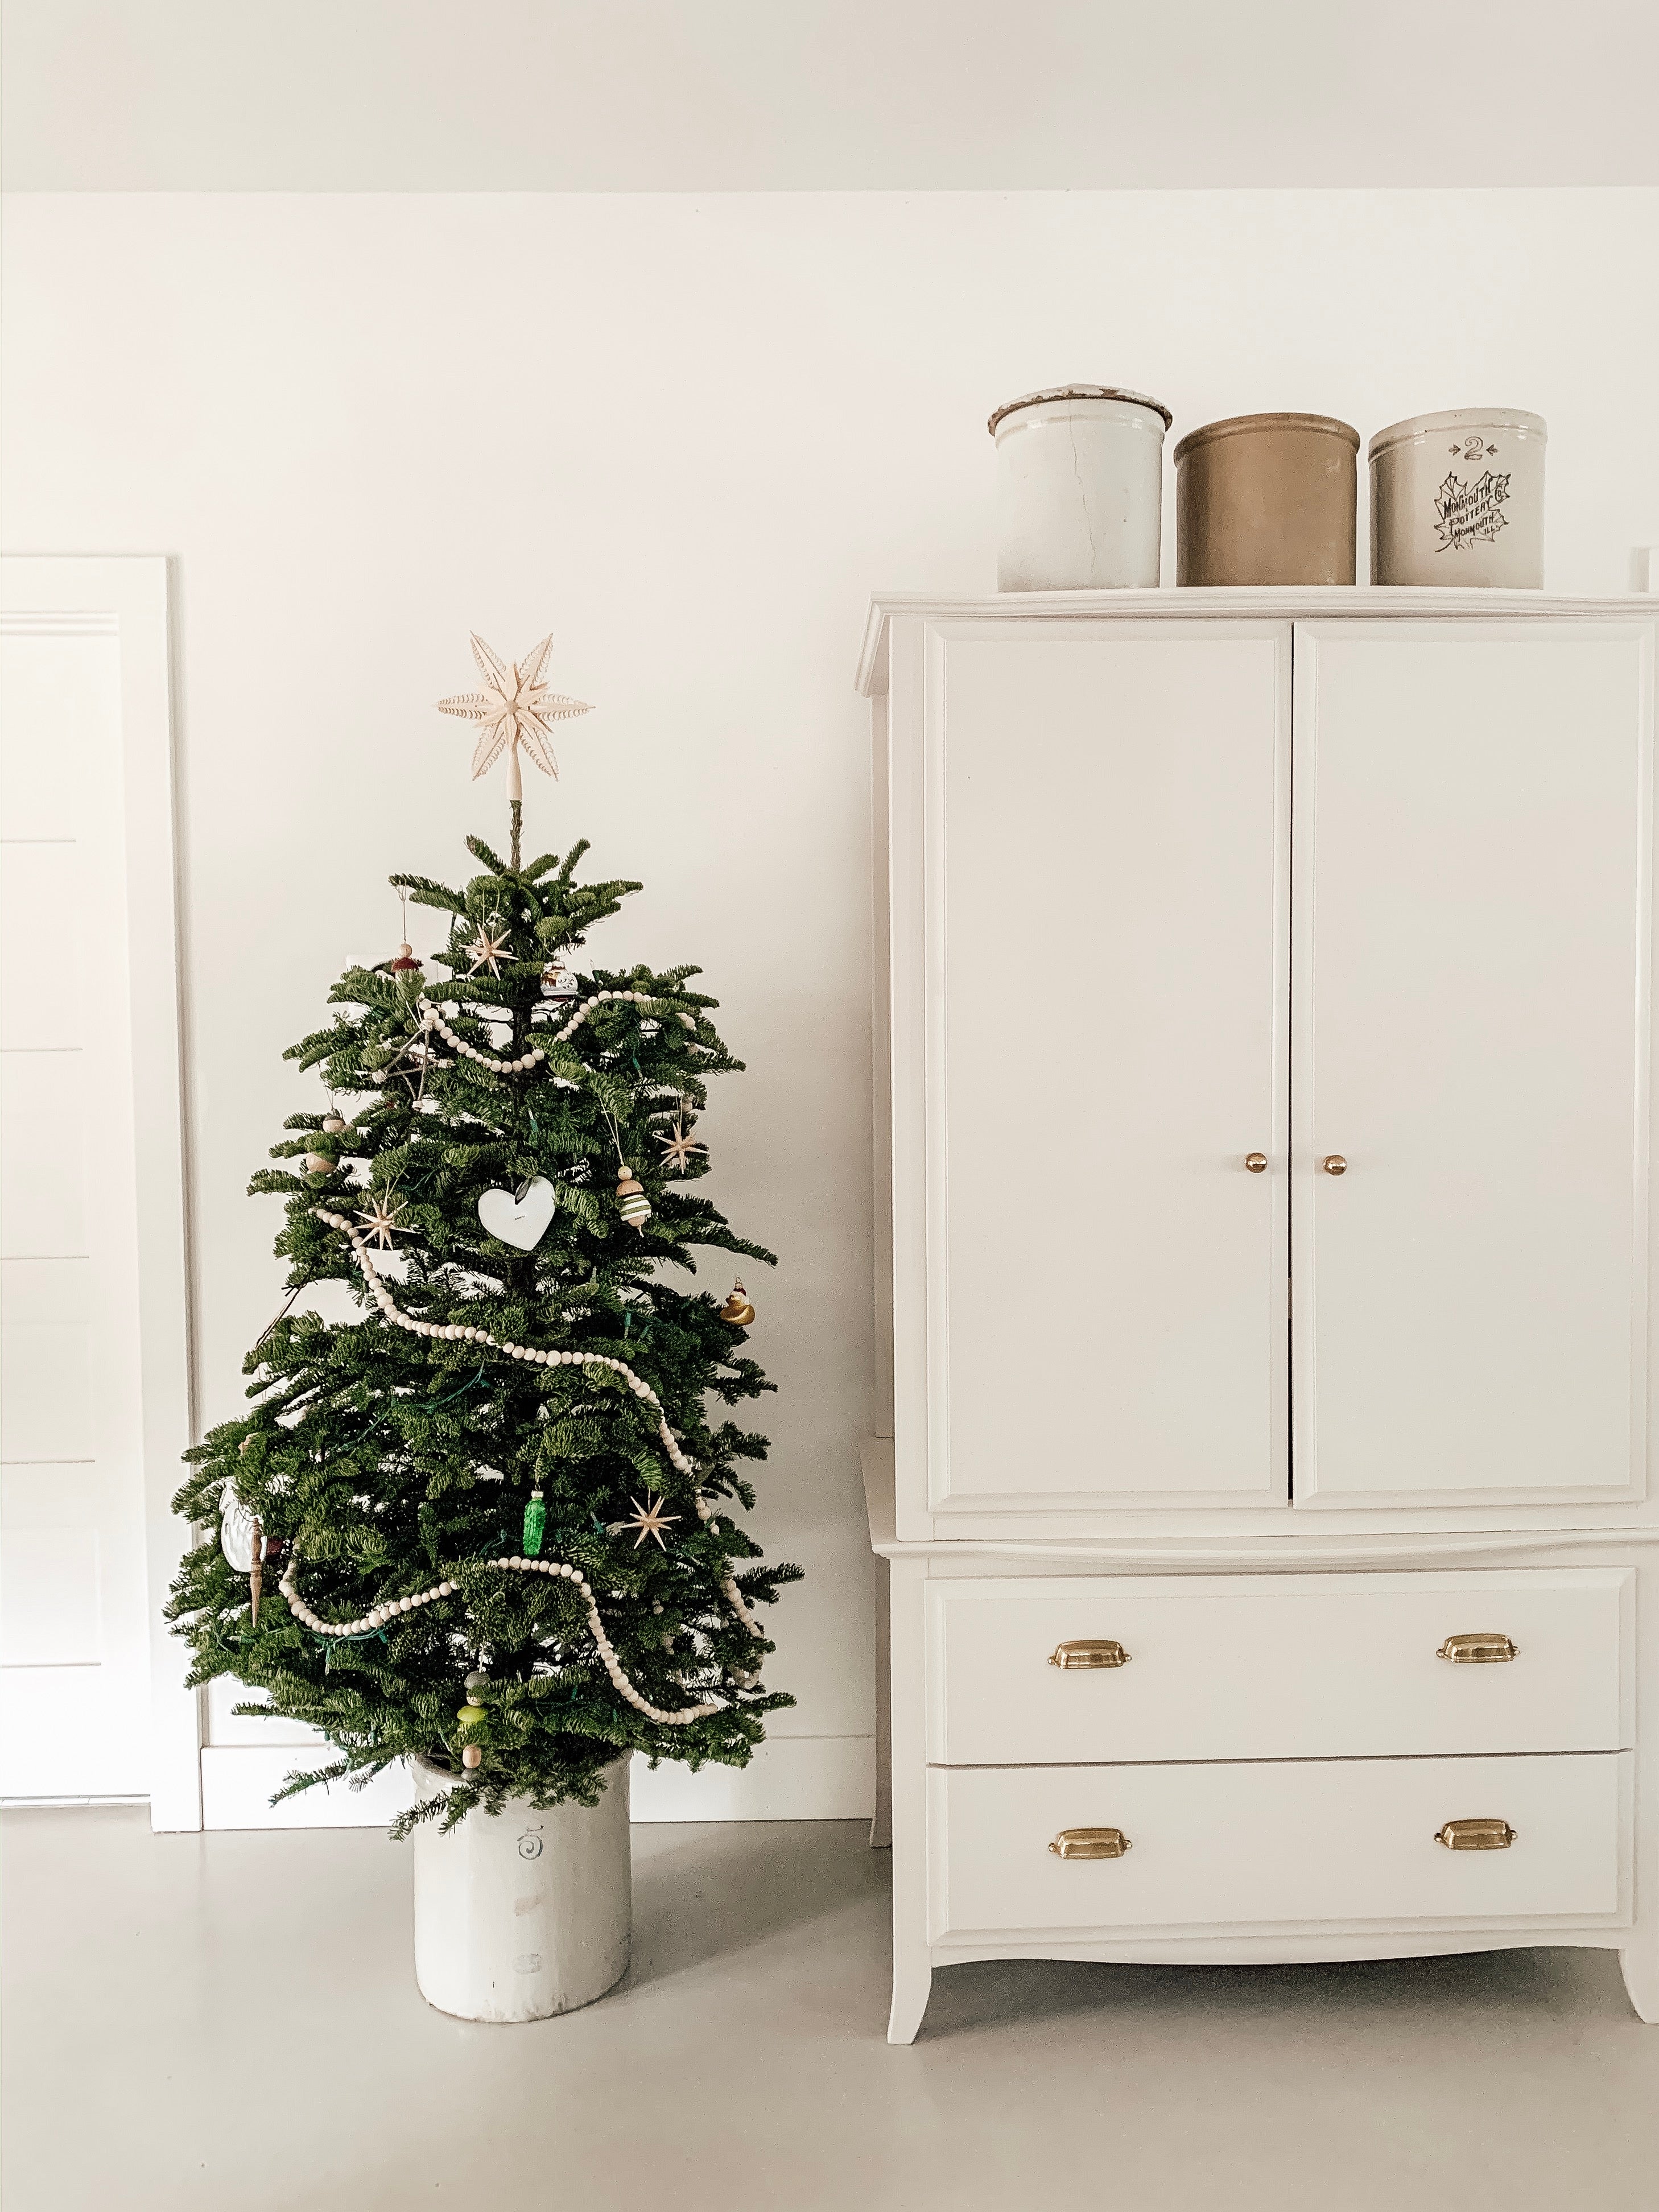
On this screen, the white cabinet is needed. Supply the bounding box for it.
[861,589,1659,2041]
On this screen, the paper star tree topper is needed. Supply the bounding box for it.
[437,633,594,802]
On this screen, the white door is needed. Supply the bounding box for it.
[1293,620,1655,1507]
[0,560,197,1820]
[897,621,1291,1514]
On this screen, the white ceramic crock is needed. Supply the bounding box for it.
[1368,408,1546,587]
[410,1753,632,2023]
[990,385,1172,591]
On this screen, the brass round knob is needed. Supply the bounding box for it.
[1244,1153,1268,1174]
[1321,1154,1347,1175]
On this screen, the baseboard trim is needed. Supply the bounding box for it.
[199,1734,874,1830]
[201,1748,417,1830]
[1,1794,149,1810]
[632,1734,874,1822]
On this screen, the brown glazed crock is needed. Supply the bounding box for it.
[1175,412,1360,585]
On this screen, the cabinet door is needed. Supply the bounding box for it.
[894,621,1290,1513]
[1293,621,1654,1505]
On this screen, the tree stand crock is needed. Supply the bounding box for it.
[411,1754,632,2023]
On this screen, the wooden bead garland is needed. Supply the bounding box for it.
[416,989,674,1080]
[300,972,760,1710]
[295,1205,769,1705]
[278,1546,734,1725]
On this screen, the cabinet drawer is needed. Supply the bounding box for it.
[927,1570,1631,1764]
[928,1753,1629,1941]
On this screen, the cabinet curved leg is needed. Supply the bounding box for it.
[888,1947,932,2044]
[1620,1938,1659,2024]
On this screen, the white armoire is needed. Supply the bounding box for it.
[860,588,1659,2042]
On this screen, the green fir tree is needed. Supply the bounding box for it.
[168,814,797,1836]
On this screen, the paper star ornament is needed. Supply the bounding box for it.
[437,634,593,783]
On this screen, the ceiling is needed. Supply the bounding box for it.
[3,0,1655,192]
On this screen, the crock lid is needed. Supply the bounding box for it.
[988,385,1173,436]
[1173,412,1360,464]
[1367,408,1547,460]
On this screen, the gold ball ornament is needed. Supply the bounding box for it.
[616,1170,652,1229]
[719,1279,757,1326]
[461,1744,483,1771]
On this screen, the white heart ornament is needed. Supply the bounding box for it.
[478,1178,556,1251]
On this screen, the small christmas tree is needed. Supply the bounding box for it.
[168,635,797,1832]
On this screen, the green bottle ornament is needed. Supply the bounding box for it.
[522,1488,547,1557]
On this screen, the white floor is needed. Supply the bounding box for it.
[3,1807,1657,2210]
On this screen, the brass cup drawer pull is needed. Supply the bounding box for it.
[1048,1639,1130,1670]
[1437,1632,1520,1664]
[1050,1827,1132,1860]
[1436,1818,1518,1851]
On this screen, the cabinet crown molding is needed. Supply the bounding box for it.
[856,588,1659,696]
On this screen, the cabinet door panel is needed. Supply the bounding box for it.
[909,622,1290,1511]
[1294,622,1654,1504]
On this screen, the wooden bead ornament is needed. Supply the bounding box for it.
[615,1169,652,1229]
[719,1280,757,1326]
[389,890,422,973]
[455,1690,488,1773]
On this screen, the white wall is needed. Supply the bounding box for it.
[4,188,1657,1810]
[9,1,1657,190]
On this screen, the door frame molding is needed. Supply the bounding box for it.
[0,556,201,1829]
